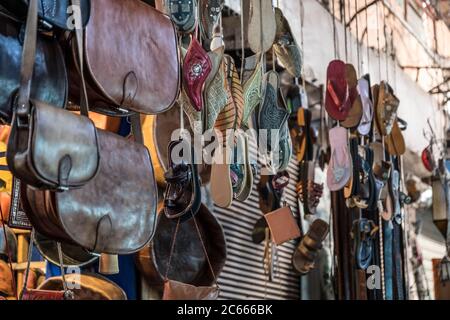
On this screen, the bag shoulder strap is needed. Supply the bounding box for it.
[16,0,38,121]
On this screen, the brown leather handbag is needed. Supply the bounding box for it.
[22,124,158,254]
[68,0,180,116]
[161,206,220,300]
[7,0,99,191]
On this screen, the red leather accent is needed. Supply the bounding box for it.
[422,147,433,172]
[183,37,212,111]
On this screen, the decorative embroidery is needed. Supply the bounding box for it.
[189,62,205,79]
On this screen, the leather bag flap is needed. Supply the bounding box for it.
[85,0,180,114]
[55,129,157,254]
[30,102,99,189]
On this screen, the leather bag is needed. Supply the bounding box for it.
[0,0,90,30]
[136,204,226,287]
[7,0,99,191]
[22,126,158,254]
[68,0,180,116]
[0,11,67,124]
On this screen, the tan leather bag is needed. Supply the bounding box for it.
[69,0,180,116]
[160,208,221,300]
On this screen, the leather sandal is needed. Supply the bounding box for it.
[292,219,329,274]
[258,71,291,172]
[386,118,406,156]
[199,0,224,41]
[242,55,263,129]
[248,0,276,54]
[164,139,201,222]
[375,81,399,136]
[351,219,379,270]
[167,0,198,34]
[341,64,362,129]
[325,60,352,121]
[204,47,227,131]
[357,75,374,136]
[258,171,289,214]
[210,55,239,208]
[327,127,352,191]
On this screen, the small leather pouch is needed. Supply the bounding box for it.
[162,280,219,300]
[21,289,66,300]
[264,207,301,246]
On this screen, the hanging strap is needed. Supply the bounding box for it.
[375,1,382,81]
[71,0,89,116]
[354,0,361,75]
[191,212,218,284]
[19,228,35,300]
[331,0,338,59]
[17,0,90,123]
[364,0,370,73]
[383,5,389,83]
[259,0,265,73]
[164,213,218,286]
[343,1,348,62]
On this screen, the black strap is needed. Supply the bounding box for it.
[16,0,38,120]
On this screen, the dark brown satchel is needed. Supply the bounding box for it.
[136,204,226,287]
[68,0,180,116]
[7,0,99,191]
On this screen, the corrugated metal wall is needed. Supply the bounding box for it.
[215,154,301,300]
